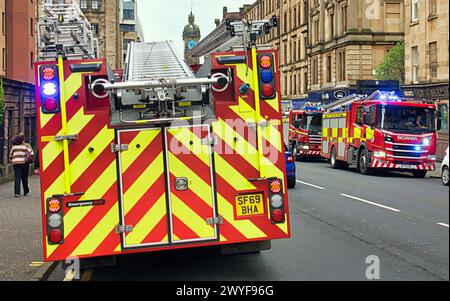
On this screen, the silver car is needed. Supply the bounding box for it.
[442,147,449,186]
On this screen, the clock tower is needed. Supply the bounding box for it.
[183,10,201,65]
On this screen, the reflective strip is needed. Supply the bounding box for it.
[125,195,167,246]
[171,194,215,241]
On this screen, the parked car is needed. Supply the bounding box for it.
[441,147,449,186]
[285,143,297,189]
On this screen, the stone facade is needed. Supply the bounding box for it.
[244,0,404,102]
[403,0,449,159]
[183,11,201,65]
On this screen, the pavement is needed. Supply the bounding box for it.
[0,176,43,281]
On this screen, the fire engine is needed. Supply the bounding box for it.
[321,91,441,177]
[288,104,324,160]
[35,3,290,264]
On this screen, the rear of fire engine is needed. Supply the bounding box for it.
[321,91,441,177]
[288,106,324,160]
[35,3,290,263]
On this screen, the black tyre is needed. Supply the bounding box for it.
[413,170,428,178]
[288,177,296,189]
[442,166,449,186]
[330,147,339,169]
[330,147,348,169]
[359,148,371,175]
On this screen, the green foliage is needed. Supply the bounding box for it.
[0,78,4,124]
[375,42,405,83]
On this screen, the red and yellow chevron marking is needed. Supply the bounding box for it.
[119,129,168,247]
[167,126,217,242]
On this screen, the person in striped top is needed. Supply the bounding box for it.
[9,133,34,197]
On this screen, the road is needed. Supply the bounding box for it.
[45,160,449,281]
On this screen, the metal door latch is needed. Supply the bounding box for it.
[115,225,133,234]
[110,144,129,153]
[206,215,224,225]
[55,134,78,141]
[202,136,218,146]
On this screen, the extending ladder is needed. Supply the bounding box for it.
[37,1,98,60]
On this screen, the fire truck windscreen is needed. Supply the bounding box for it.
[301,114,323,132]
[377,106,436,133]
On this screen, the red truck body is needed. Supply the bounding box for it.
[322,100,438,177]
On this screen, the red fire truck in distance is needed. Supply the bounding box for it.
[321,91,441,177]
[288,105,324,160]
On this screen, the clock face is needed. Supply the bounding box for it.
[188,40,197,49]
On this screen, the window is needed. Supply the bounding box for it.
[438,104,449,133]
[30,52,34,68]
[30,18,34,37]
[337,51,346,82]
[326,55,332,83]
[429,0,437,16]
[356,107,364,126]
[412,46,419,83]
[429,42,438,79]
[92,0,99,10]
[80,0,88,10]
[411,0,419,21]
[363,106,375,127]
[329,12,334,39]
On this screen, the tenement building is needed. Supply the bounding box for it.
[402,0,449,159]
[245,0,404,103]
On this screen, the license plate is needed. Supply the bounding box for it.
[397,164,416,169]
[235,193,265,217]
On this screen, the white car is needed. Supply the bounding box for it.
[442,147,449,186]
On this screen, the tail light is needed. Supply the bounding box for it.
[258,54,276,100]
[46,198,64,245]
[39,65,61,114]
[268,178,286,224]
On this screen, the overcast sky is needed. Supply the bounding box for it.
[136,0,252,56]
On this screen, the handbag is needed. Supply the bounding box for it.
[25,147,34,164]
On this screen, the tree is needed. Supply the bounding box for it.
[375,41,405,83]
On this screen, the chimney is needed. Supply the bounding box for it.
[223,6,228,18]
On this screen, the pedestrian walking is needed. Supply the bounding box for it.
[9,133,35,197]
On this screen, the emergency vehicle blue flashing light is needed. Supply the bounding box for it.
[261,70,274,83]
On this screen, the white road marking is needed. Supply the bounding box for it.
[297,180,325,190]
[340,194,402,213]
[437,223,449,228]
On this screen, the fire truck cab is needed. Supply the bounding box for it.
[321,91,441,177]
[288,105,324,160]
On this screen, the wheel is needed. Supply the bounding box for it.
[330,147,339,169]
[359,148,371,175]
[442,166,449,186]
[330,147,347,169]
[412,170,428,178]
[288,177,296,189]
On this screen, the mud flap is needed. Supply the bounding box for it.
[220,240,272,255]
